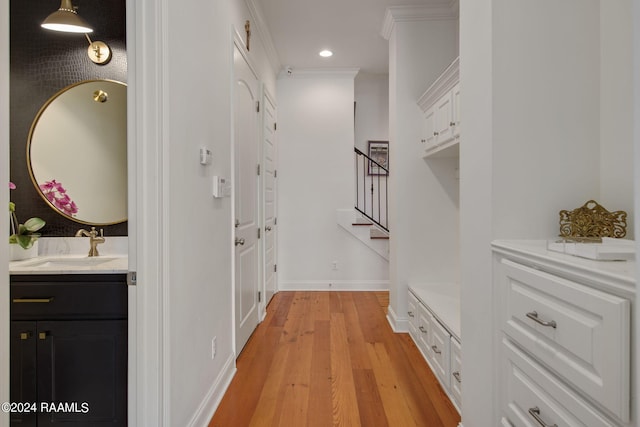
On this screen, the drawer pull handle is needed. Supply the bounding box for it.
[419,326,427,334]
[431,345,441,355]
[20,332,31,340]
[13,298,54,303]
[408,311,414,318]
[526,311,557,329]
[38,332,48,340]
[528,407,557,427]
[452,371,461,383]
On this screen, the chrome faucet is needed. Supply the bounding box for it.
[75,227,105,257]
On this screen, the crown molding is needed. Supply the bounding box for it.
[245,0,282,74]
[277,67,360,80]
[417,56,459,112]
[381,2,459,40]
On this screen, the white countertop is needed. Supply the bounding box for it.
[10,236,128,275]
[492,239,635,281]
[10,255,128,275]
[409,282,461,341]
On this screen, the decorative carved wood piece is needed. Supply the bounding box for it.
[559,200,627,240]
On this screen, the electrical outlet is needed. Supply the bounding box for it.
[331,261,338,270]
[211,336,217,360]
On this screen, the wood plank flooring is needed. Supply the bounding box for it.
[209,291,460,427]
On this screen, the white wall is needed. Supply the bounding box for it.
[354,72,389,153]
[386,17,459,328]
[459,0,493,424]
[460,1,634,425]
[160,0,278,425]
[600,0,634,236]
[492,1,601,239]
[277,71,389,290]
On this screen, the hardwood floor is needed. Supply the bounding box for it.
[209,291,460,427]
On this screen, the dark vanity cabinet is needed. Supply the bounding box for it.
[10,274,127,427]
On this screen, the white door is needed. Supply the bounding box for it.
[233,43,260,355]
[262,93,277,306]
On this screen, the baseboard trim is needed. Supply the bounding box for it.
[187,353,236,427]
[386,305,409,333]
[279,280,390,291]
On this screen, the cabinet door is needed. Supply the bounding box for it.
[10,321,38,427]
[428,316,451,389]
[37,320,127,427]
[450,336,462,410]
[451,83,461,138]
[434,92,454,144]
[423,106,437,148]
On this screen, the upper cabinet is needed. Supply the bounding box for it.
[418,57,460,158]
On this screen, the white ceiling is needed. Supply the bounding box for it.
[256,0,457,74]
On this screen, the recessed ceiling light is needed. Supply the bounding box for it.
[319,50,333,58]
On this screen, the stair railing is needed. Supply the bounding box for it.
[354,147,389,232]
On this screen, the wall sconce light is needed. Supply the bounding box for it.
[41,0,112,65]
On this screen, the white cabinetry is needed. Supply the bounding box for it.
[408,283,461,412]
[417,57,459,158]
[493,240,635,427]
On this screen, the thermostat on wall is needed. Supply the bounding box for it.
[213,176,230,198]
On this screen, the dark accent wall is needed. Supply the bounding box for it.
[10,0,127,236]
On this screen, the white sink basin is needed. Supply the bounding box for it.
[17,256,119,269]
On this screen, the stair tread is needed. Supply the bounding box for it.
[352,222,373,226]
[370,236,390,240]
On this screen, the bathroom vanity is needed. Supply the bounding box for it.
[9,253,128,427]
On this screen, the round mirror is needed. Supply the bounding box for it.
[27,79,127,225]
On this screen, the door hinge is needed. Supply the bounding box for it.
[256,100,260,112]
[274,170,277,178]
[127,271,137,286]
[257,163,261,175]
[274,217,277,225]
[274,264,277,273]
[274,122,277,131]
[258,291,262,302]
[258,228,261,239]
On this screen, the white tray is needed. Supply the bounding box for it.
[547,238,635,261]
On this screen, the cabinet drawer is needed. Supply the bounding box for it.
[501,338,617,427]
[11,275,128,320]
[416,303,432,357]
[450,336,462,410]
[499,259,630,421]
[408,292,419,339]
[428,315,450,389]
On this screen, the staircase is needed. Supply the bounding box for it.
[337,209,389,260]
[354,147,389,232]
[352,216,389,240]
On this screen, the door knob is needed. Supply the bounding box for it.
[235,238,245,246]
[265,226,272,231]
